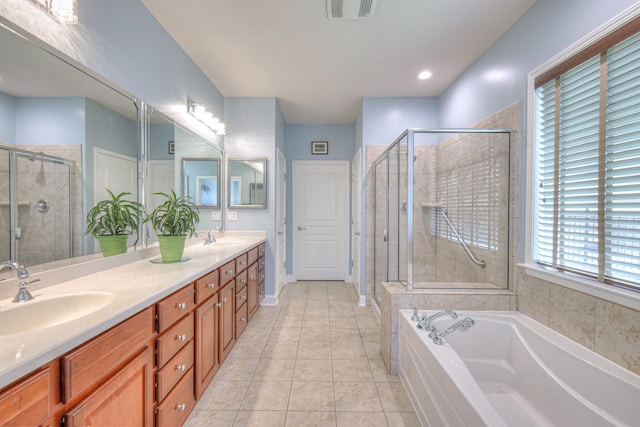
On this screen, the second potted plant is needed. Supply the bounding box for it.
[85,190,144,257]
[145,190,200,263]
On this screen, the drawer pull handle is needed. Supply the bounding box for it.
[217,302,222,308]
[207,283,215,288]
[177,302,187,309]
[241,279,246,284]
[241,261,247,265]
[222,297,228,303]
[176,403,186,411]
[177,364,186,372]
[226,270,234,275]
[241,317,246,322]
[176,334,187,341]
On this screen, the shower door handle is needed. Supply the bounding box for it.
[383,229,387,242]
[297,226,307,231]
[15,226,21,240]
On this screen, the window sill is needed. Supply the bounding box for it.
[520,263,640,312]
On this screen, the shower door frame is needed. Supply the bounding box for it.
[371,128,512,306]
[3,146,75,263]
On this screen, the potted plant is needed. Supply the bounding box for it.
[85,190,144,257]
[145,190,200,263]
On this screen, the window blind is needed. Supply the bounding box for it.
[534,28,640,291]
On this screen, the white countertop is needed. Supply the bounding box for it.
[0,233,266,389]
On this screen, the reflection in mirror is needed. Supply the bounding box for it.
[0,22,139,268]
[228,159,267,209]
[182,159,220,208]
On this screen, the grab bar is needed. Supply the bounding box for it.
[439,209,486,268]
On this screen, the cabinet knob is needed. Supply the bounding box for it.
[177,302,187,310]
[176,403,186,411]
[176,334,187,341]
[226,270,234,275]
[207,283,215,288]
[216,302,222,308]
[177,364,186,372]
[240,279,246,284]
[241,317,246,322]
[222,297,228,303]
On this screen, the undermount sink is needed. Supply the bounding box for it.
[0,292,115,336]
[211,239,248,246]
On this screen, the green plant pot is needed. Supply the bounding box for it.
[158,235,187,263]
[97,235,128,257]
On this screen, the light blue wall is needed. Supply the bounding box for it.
[0,93,15,143]
[224,97,277,298]
[284,124,355,276]
[14,97,85,146]
[362,97,439,147]
[150,123,175,161]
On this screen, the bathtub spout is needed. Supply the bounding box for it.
[432,317,475,345]
[417,309,458,332]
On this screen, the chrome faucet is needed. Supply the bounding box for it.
[204,226,221,245]
[431,317,475,345]
[0,261,34,303]
[417,309,458,332]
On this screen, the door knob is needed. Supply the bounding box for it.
[297,226,307,231]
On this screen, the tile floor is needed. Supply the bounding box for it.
[184,281,420,427]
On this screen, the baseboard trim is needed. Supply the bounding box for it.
[261,295,278,306]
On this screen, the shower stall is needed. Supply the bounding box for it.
[0,146,76,267]
[372,129,512,305]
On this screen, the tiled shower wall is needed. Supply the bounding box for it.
[0,143,83,267]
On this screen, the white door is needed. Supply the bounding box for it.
[276,148,287,292]
[351,149,362,295]
[147,160,175,243]
[293,161,349,281]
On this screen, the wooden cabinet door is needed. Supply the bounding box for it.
[195,296,219,399]
[0,365,56,427]
[65,347,154,427]
[218,280,236,363]
[247,262,259,319]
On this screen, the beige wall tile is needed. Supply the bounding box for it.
[595,300,640,375]
[548,286,596,350]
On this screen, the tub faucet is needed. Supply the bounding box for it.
[417,309,458,332]
[0,261,34,303]
[204,226,221,245]
[431,317,475,345]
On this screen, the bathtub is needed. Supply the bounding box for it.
[398,310,640,427]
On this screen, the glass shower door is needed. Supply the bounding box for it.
[15,153,73,266]
[0,148,9,261]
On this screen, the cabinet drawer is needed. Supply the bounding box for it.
[195,269,219,304]
[259,257,266,272]
[247,247,259,265]
[156,341,194,402]
[157,285,194,332]
[235,285,248,310]
[157,314,194,369]
[258,243,266,258]
[0,366,53,426]
[62,307,153,404]
[219,260,236,285]
[236,252,249,272]
[236,269,248,291]
[235,302,248,338]
[155,368,195,427]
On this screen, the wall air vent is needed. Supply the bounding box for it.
[327,0,377,20]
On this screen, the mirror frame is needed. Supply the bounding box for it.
[227,158,267,209]
[181,157,221,208]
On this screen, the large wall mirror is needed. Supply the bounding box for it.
[228,158,267,209]
[0,21,224,271]
[0,21,141,268]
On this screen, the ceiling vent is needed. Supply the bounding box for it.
[327,0,377,20]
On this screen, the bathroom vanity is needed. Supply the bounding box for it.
[0,235,266,426]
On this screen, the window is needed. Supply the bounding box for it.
[533,19,640,292]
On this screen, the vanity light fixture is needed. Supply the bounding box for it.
[31,0,78,24]
[188,99,226,135]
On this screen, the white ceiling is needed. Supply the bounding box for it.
[141,0,538,125]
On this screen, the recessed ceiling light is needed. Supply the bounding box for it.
[418,70,432,80]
